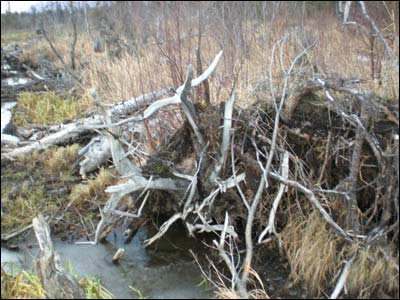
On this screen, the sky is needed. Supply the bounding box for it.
[1,1,42,14]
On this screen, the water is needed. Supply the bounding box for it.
[1,101,17,133]
[6,77,30,86]
[1,223,214,299]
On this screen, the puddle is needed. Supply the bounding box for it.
[0,216,306,299]
[8,78,29,86]
[0,218,306,299]
[1,222,214,299]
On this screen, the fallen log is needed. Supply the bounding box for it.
[32,214,85,299]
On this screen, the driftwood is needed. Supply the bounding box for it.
[32,214,85,299]
[78,135,111,178]
[1,116,102,159]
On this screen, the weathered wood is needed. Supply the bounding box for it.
[33,214,85,299]
[2,116,102,159]
[78,135,111,179]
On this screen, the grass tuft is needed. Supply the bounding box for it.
[13,92,84,127]
[1,266,46,299]
[347,245,399,298]
[69,167,119,209]
[282,211,340,296]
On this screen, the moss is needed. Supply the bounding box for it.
[13,92,84,127]
[155,162,166,174]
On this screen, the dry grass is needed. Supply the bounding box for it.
[282,211,341,296]
[69,167,120,209]
[347,245,399,298]
[210,264,269,299]
[19,38,58,66]
[1,266,115,299]
[16,12,397,111]
[215,288,269,299]
[43,144,80,177]
[14,144,80,178]
[282,210,399,298]
[83,14,398,111]
[19,33,96,69]
[1,267,46,299]
[85,45,183,104]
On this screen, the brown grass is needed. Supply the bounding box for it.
[1,267,46,299]
[69,167,120,209]
[19,39,56,66]
[347,245,399,298]
[215,288,269,299]
[16,11,397,111]
[43,144,80,177]
[282,211,341,296]
[282,210,399,298]
[19,34,96,69]
[84,15,398,111]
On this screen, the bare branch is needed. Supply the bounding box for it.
[209,93,236,185]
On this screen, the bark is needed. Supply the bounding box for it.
[33,214,85,299]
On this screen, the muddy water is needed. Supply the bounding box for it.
[1,223,214,299]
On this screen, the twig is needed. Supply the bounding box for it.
[258,151,289,244]
[318,131,332,184]
[1,224,33,241]
[238,34,315,296]
[330,256,355,299]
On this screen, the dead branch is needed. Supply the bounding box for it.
[209,93,236,185]
[238,35,315,296]
[258,151,289,244]
[33,214,85,299]
[1,116,102,160]
[358,1,394,59]
[1,223,34,242]
[330,255,356,299]
[347,101,370,233]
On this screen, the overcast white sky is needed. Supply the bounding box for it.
[1,1,43,14]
